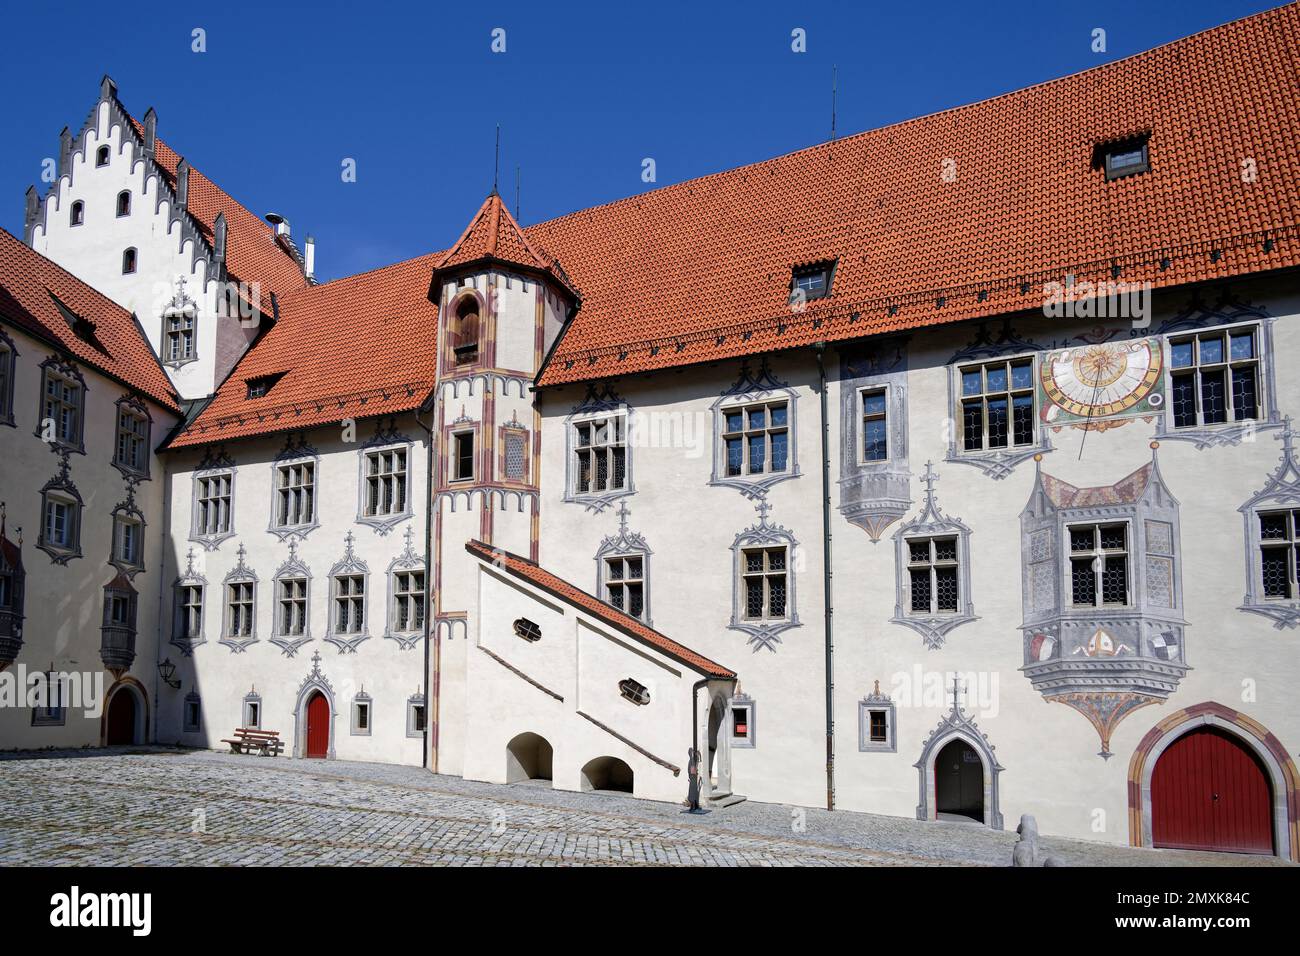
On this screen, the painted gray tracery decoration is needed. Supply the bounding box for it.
[160,276,199,369]
[1020,447,1188,757]
[383,525,425,650]
[1152,294,1281,449]
[356,418,414,536]
[271,537,312,657]
[111,394,152,481]
[189,446,237,552]
[563,382,635,513]
[36,452,82,565]
[1238,419,1300,629]
[267,433,320,541]
[838,340,911,540]
[291,651,336,758]
[728,499,801,653]
[944,321,1052,480]
[170,547,207,656]
[858,680,897,753]
[914,678,1004,829]
[325,531,371,654]
[709,358,800,500]
[0,324,18,428]
[107,479,145,579]
[594,500,653,625]
[890,462,977,649]
[219,542,259,653]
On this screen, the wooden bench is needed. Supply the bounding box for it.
[221,728,283,756]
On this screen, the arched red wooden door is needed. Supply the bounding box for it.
[305,692,329,758]
[106,689,135,745]
[1152,727,1273,854]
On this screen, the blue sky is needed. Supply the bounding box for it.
[0,0,1281,282]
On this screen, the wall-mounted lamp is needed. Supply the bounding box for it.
[157,658,181,690]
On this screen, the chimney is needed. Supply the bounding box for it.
[304,235,316,281]
[58,128,72,179]
[266,212,290,238]
[175,158,189,211]
[213,212,228,278]
[100,75,117,102]
[142,108,157,160]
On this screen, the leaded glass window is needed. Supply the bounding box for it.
[1169,326,1260,428]
[741,547,788,621]
[722,401,788,476]
[1068,523,1129,607]
[959,358,1034,451]
[906,536,959,615]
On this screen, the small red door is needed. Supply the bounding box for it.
[106,689,135,745]
[305,692,329,758]
[1152,727,1273,854]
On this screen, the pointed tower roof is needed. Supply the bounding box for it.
[433,193,577,300]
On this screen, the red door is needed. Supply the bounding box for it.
[305,692,329,758]
[106,689,135,745]
[1152,727,1273,854]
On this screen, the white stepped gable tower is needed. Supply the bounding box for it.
[24,76,308,401]
[425,191,578,775]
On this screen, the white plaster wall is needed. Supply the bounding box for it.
[0,324,175,749]
[538,366,830,809]
[536,273,1300,848]
[158,414,430,765]
[29,100,250,401]
[463,563,695,802]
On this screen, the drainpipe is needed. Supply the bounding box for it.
[691,677,709,799]
[416,404,434,771]
[814,342,835,810]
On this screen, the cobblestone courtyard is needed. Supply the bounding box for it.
[0,749,1287,866]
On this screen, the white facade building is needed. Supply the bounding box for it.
[3,5,1299,860]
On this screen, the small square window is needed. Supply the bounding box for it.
[729,698,755,749]
[352,697,372,736]
[790,261,835,303]
[1097,136,1151,181]
[407,696,426,738]
[858,689,896,752]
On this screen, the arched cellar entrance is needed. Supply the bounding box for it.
[934,739,984,822]
[580,756,634,794]
[1128,702,1297,860]
[305,692,330,758]
[1151,727,1274,854]
[102,679,147,746]
[506,732,554,785]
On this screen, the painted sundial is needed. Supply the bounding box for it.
[1040,339,1164,425]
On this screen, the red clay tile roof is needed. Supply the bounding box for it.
[131,119,309,304]
[531,4,1300,386]
[466,539,736,679]
[0,228,179,413]
[167,252,439,448]
[435,192,577,298]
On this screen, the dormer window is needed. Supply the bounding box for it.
[245,372,285,399]
[116,191,130,217]
[1096,135,1151,181]
[95,146,110,167]
[790,261,835,304]
[70,202,84,226]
